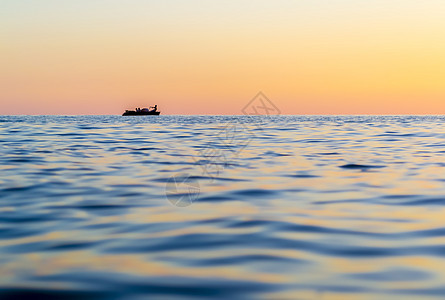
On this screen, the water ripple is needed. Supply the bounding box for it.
[1,115,445,298]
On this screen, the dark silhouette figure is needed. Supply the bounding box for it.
[123,105,160,116]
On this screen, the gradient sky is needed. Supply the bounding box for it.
[1,0,444,115]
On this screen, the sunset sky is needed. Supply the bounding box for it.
[1,0,444,115]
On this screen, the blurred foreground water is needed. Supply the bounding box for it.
[1,115,445,299]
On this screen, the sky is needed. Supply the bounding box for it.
[1,0,444,115]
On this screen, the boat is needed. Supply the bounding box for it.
[122,105,160,116]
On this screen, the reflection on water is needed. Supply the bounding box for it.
[1,115,445,299]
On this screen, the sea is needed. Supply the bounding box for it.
[1,115,445,299]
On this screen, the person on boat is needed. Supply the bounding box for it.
[150,105,157,112]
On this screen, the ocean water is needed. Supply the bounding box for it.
[1,115,445,299]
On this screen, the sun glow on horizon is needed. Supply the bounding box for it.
[1,0,444,115]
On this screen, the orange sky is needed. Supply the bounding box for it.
[1,0,444,115]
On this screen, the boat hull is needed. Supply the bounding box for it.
[122,111,161,116]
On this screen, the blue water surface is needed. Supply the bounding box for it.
[1,115,445,299]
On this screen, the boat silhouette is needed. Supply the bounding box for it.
[122,105,160,116]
